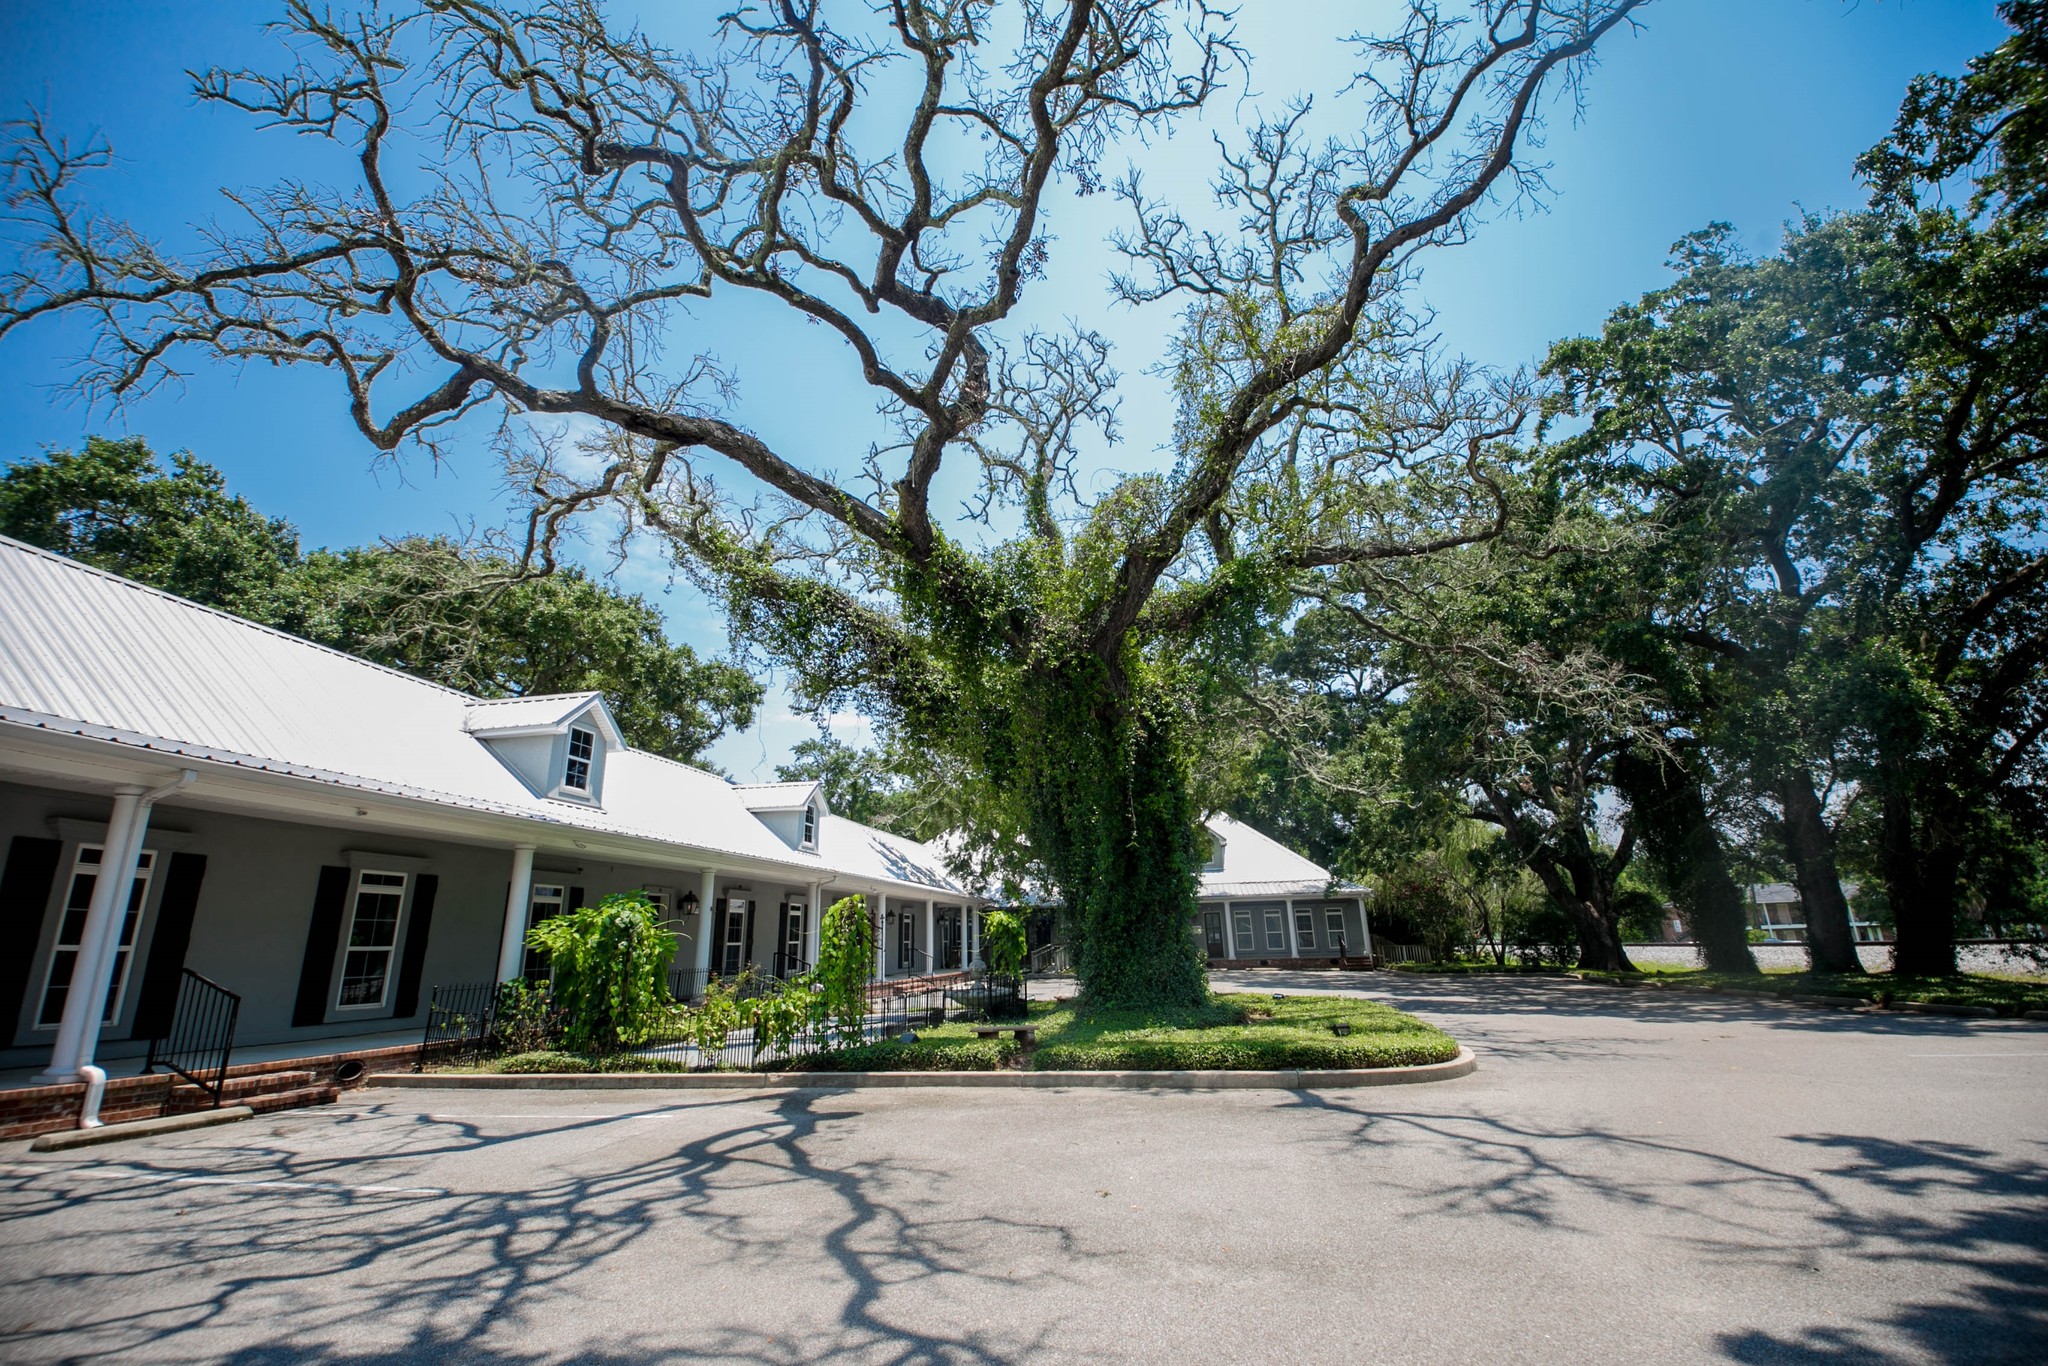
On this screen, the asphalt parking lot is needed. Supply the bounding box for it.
[2,973,2044,1364]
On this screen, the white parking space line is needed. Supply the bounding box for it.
[1906,1052,2048,1058]
[0,1165,445,1198]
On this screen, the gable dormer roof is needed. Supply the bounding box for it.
[463,692,624,747]
[733,780,826,815]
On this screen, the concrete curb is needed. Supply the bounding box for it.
[368,1047,1477,1093]
[27,1106,254,1152]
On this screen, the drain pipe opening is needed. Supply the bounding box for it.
[76,1065,108,1129]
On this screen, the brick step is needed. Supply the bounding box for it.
[167,1070,318,1113]
[241,1084,338,1115]
[98,1103,170,1127]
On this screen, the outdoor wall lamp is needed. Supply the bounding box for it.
[680,890,700,916]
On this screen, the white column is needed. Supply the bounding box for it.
[923,902,935,974]
[36,788,144,1084]
[79,801,161,1073]
[875,892,889,979]
[495,844,538,983]
[694,868,719,979]
[1223,901,1239,959]
[806,883,823,967]
[1357,896,1374,959]
[967,908,979,969]
[1285,898,1299,960]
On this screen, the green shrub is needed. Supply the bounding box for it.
[982,909,1027,977]
[765,1037,1016,1072]
[524,892,677,1052]
[483,1050,593,1074]
[1028,995,1460,1071]
[493,978,561,1053]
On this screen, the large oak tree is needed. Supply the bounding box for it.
[1,0,1648,1005]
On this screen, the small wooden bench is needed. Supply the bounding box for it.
[973,1024,1038,1047]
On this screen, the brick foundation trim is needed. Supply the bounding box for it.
[1,1039,444,1141]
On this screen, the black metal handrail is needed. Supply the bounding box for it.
[771,950,812,981]
[1025,943,1070,975]
[144,969,240,1109]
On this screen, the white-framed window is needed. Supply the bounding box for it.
[1204,837,1225,873]
[1326,908,1346,948]
[1231,908,1254,954]
[564,726,596,792]
[1294,909,1317,950]
[521,883,567,979]
[801,803,818,847]
[1263,907,1286,951]
[337,870,408,1010]
[36,844,156,1029]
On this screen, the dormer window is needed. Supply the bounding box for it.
[802,803,818,848]
[564,726,595,792]
[1204,834,1226,873]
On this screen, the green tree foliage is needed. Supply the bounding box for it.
[0,436,300,612]
[1546,204,2048,975]
[523,892,677,1053]
[0,440,762,765]
[270,537,763,763]
[1861,1,2048,225]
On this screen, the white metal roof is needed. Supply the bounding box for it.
[0,535,968,897]
[1197,813,1355,899]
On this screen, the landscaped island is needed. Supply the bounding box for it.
[445,994,1461,1077]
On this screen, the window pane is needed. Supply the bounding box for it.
[338,950,391,1007]
[1295,912,1315,949]
[38,844,154,1030]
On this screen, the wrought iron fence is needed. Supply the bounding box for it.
[143,969,240,1107]
[420,969,1025,1072]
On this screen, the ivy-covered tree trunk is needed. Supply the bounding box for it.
[1612,749,1759,975]
[1014,672,1208,1010]
[1776,773,1864,975]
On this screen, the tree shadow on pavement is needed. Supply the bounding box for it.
[0,1090,1066,1365]
[1281,1088,2048,1363]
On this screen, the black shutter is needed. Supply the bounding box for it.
[392,873,438,1018]
[128,852,208,1040]
[569,886,585,911]
[292,866,352,1027]
[0,836,64,1042]
[744,898,758,971]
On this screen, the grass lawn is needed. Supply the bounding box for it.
[462,993,1461,1075]
[1577,967,2048,1013]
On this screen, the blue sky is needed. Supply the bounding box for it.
[0,0,2014,778]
